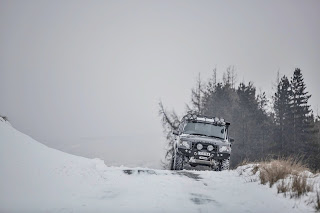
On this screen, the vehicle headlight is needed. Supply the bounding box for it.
[207,145,214,151]
[196,143,203,150]
[179,140,191,149]
[219,145,230,152]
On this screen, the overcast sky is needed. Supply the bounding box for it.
[1,0,319,168]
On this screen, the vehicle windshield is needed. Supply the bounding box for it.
[182,122,226,139]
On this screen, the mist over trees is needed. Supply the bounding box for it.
[159,67,320,170]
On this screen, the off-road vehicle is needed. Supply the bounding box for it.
[172,114,234,171]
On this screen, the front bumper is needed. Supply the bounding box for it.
[178,147,230,161]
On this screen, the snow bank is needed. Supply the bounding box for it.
[0,118,108,212]
[236,163,320,211]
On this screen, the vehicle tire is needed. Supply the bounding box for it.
[173,151,184,170]
[220,158,230,171]
[213,165,220,171]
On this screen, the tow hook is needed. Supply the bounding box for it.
[208,155,217,167]
[207,154,215,161]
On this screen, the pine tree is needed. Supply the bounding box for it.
[273,76,292,155]
[222,66,237,89]
[256,90,273,156]
[290,68,312,150]
[235,82,258,160]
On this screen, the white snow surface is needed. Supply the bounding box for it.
[0,117,316,213]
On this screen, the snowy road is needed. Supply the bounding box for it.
[0,117,314,213]
[68,166,311,213]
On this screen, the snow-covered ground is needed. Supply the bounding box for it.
[0,117,316,213]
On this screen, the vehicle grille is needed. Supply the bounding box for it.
[192,142,218,152]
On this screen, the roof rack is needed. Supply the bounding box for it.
[182,113,230,126]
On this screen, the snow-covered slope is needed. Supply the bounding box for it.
[0,117,108,212]
[0,118,315,212]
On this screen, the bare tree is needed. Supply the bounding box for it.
[190,73,204,114]
[158,101,180,169]
[230,66,237,89]
[223,66,237,88]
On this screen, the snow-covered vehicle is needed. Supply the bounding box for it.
[172,114,234,171]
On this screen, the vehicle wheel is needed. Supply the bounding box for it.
[213,166,220,171]
[173,151,184,170]
[220,158,230,171]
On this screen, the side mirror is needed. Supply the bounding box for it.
[172,130,179,135]
[229,137,235,143]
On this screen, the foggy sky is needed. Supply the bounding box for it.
[1,0,320,168]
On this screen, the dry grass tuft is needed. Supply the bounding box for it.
[240,157,318,211]
[252,165,259,175]
[257,157,307,187]
[290,175,313,198]
[277,180,289,196]
[257,158,313,197]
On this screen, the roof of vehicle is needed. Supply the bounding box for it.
[182,114,230,126]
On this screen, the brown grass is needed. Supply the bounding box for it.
[252,165,259,175]
[277,180,289,196]
[256,157,307,187]
[241,157,318,211]
[290,175,313,198]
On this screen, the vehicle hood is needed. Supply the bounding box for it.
[180,134,228,146]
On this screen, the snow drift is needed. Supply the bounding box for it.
[0,117,108,212]
[0,117,316,212]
